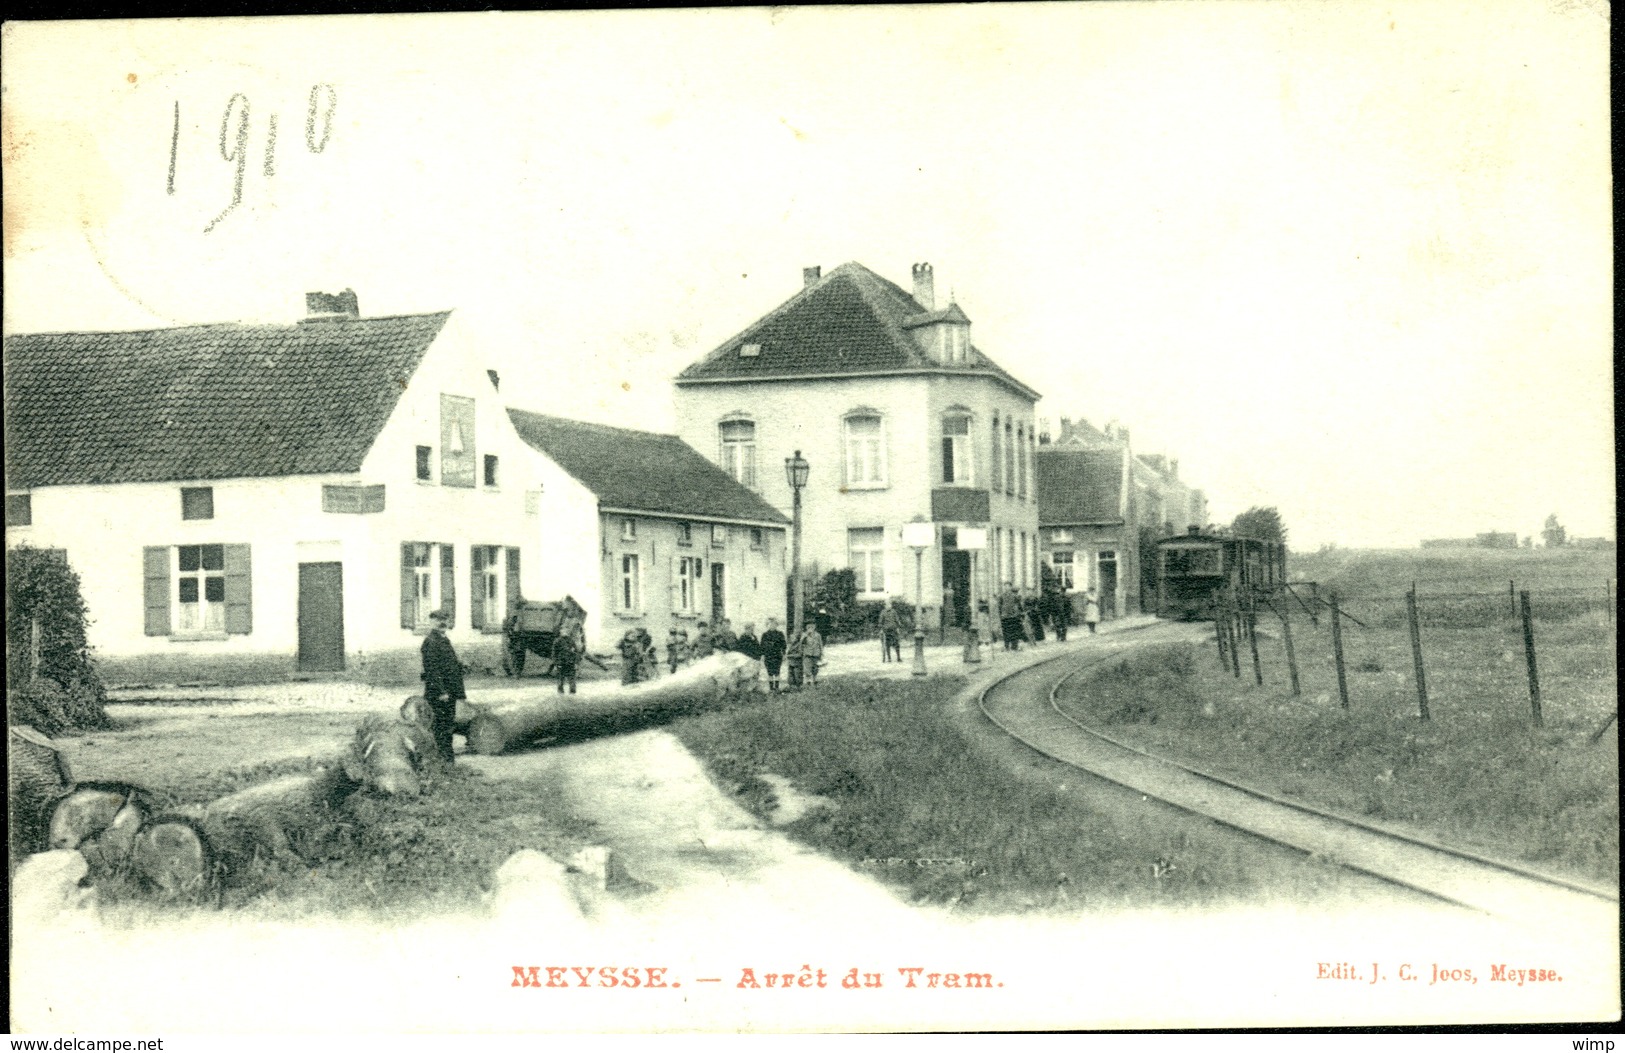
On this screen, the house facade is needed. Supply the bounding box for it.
[3,293,544,683]
[507,410,789,650]
[1034,444,1137,619]
[673,262,1042,628]
[1036,416,1209,619]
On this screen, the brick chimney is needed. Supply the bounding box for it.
[911,262,935,309]
[803,266,822,288]
[304,288,359,320]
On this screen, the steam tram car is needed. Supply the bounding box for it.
[1154,528,1287,620]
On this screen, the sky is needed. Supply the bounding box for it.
[2,2,1613,551]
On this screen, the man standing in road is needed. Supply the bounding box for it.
[998,582,1024,651]
[420,607,465,764]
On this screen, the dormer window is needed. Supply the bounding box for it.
[948,326,968,364]
[739,343,762,358]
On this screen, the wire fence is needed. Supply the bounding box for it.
[1210,577,1616,735]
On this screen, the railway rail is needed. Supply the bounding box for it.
[975,624,1619,931]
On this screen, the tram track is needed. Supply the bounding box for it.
[974,625,1619,931]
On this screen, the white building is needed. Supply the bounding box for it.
[506,410,789,650]
[673,262,1042,627]
[5,292,542,683]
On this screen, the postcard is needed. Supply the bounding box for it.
[4,2,1616,1036]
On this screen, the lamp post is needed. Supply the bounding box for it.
[785,450,810,640]
[903,518,935,677]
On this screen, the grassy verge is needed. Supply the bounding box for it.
[1056,635,1618,885]
[90,758,599,924]
[669,676,1363,913]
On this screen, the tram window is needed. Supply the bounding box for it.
[1164,546,1221,575]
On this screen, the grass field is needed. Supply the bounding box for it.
[669,676,1394,913]
[1055,607,1617,885]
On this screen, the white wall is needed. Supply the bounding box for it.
[5,311,558,676]
[9,473,361,661]
[674,371,1039,612]
[507,444,606,648]
[597,512,787,648]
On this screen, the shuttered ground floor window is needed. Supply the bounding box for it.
[143,544,252,637]
[401,542,456,629]
[471,545,521,631]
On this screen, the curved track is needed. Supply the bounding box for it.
[976,626,1619,931]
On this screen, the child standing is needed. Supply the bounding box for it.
[799,622,824,687]
[551,627,579,694]
[760,618,787,692]
[666,627,685,675]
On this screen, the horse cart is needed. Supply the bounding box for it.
[501,596,587,678]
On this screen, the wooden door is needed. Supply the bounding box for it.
[297,562,345,672]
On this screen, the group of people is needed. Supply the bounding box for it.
[988,582,1100,652]
[607,615,824,693]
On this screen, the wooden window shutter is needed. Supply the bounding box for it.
[506,548,521,613]
[670,556,682,611]
[143,546,171,636]
[223,544,252,634]
[440,543,456,627]
[470,546,487,630]
[400,543,416,629]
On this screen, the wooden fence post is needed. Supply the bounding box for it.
[1276,603,1302,697]
[1309,582,1321,628]
[1520,590,1542,728]
[1214,603,1229,667]
[1606,579,1613,625]
[1405,585,1429,721]
[1246,607,1263,686]
[1508,579,1516,619]
[1330,590,1349,710]
[1229,600,1243,679]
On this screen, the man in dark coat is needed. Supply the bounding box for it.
[420,607,465,763]
[997,583,1024,651]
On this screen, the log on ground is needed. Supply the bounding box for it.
[132,766,359,892]
[466,652,761,755]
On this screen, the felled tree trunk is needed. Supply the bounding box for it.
[347,715,433,796]
[401,695,482,735]
[466,652,761,755]
[132,766,358,893]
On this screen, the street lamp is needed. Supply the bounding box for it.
[785,450,811,640]
[902,518,935,677]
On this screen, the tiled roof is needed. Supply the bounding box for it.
[4,313,450,488]
[1036,446,1126,526]
[676,262,1040,399]
[506,409,789,526]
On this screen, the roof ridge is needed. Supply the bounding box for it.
[3,309,452,341]
[505,406,682,444]
[676,263,874,378]
[841,265,933,367]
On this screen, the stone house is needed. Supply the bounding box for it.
[3,292,542,682]
[505,410,788,649]
[672,261,1042,628]
[1036,416,1208,618]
